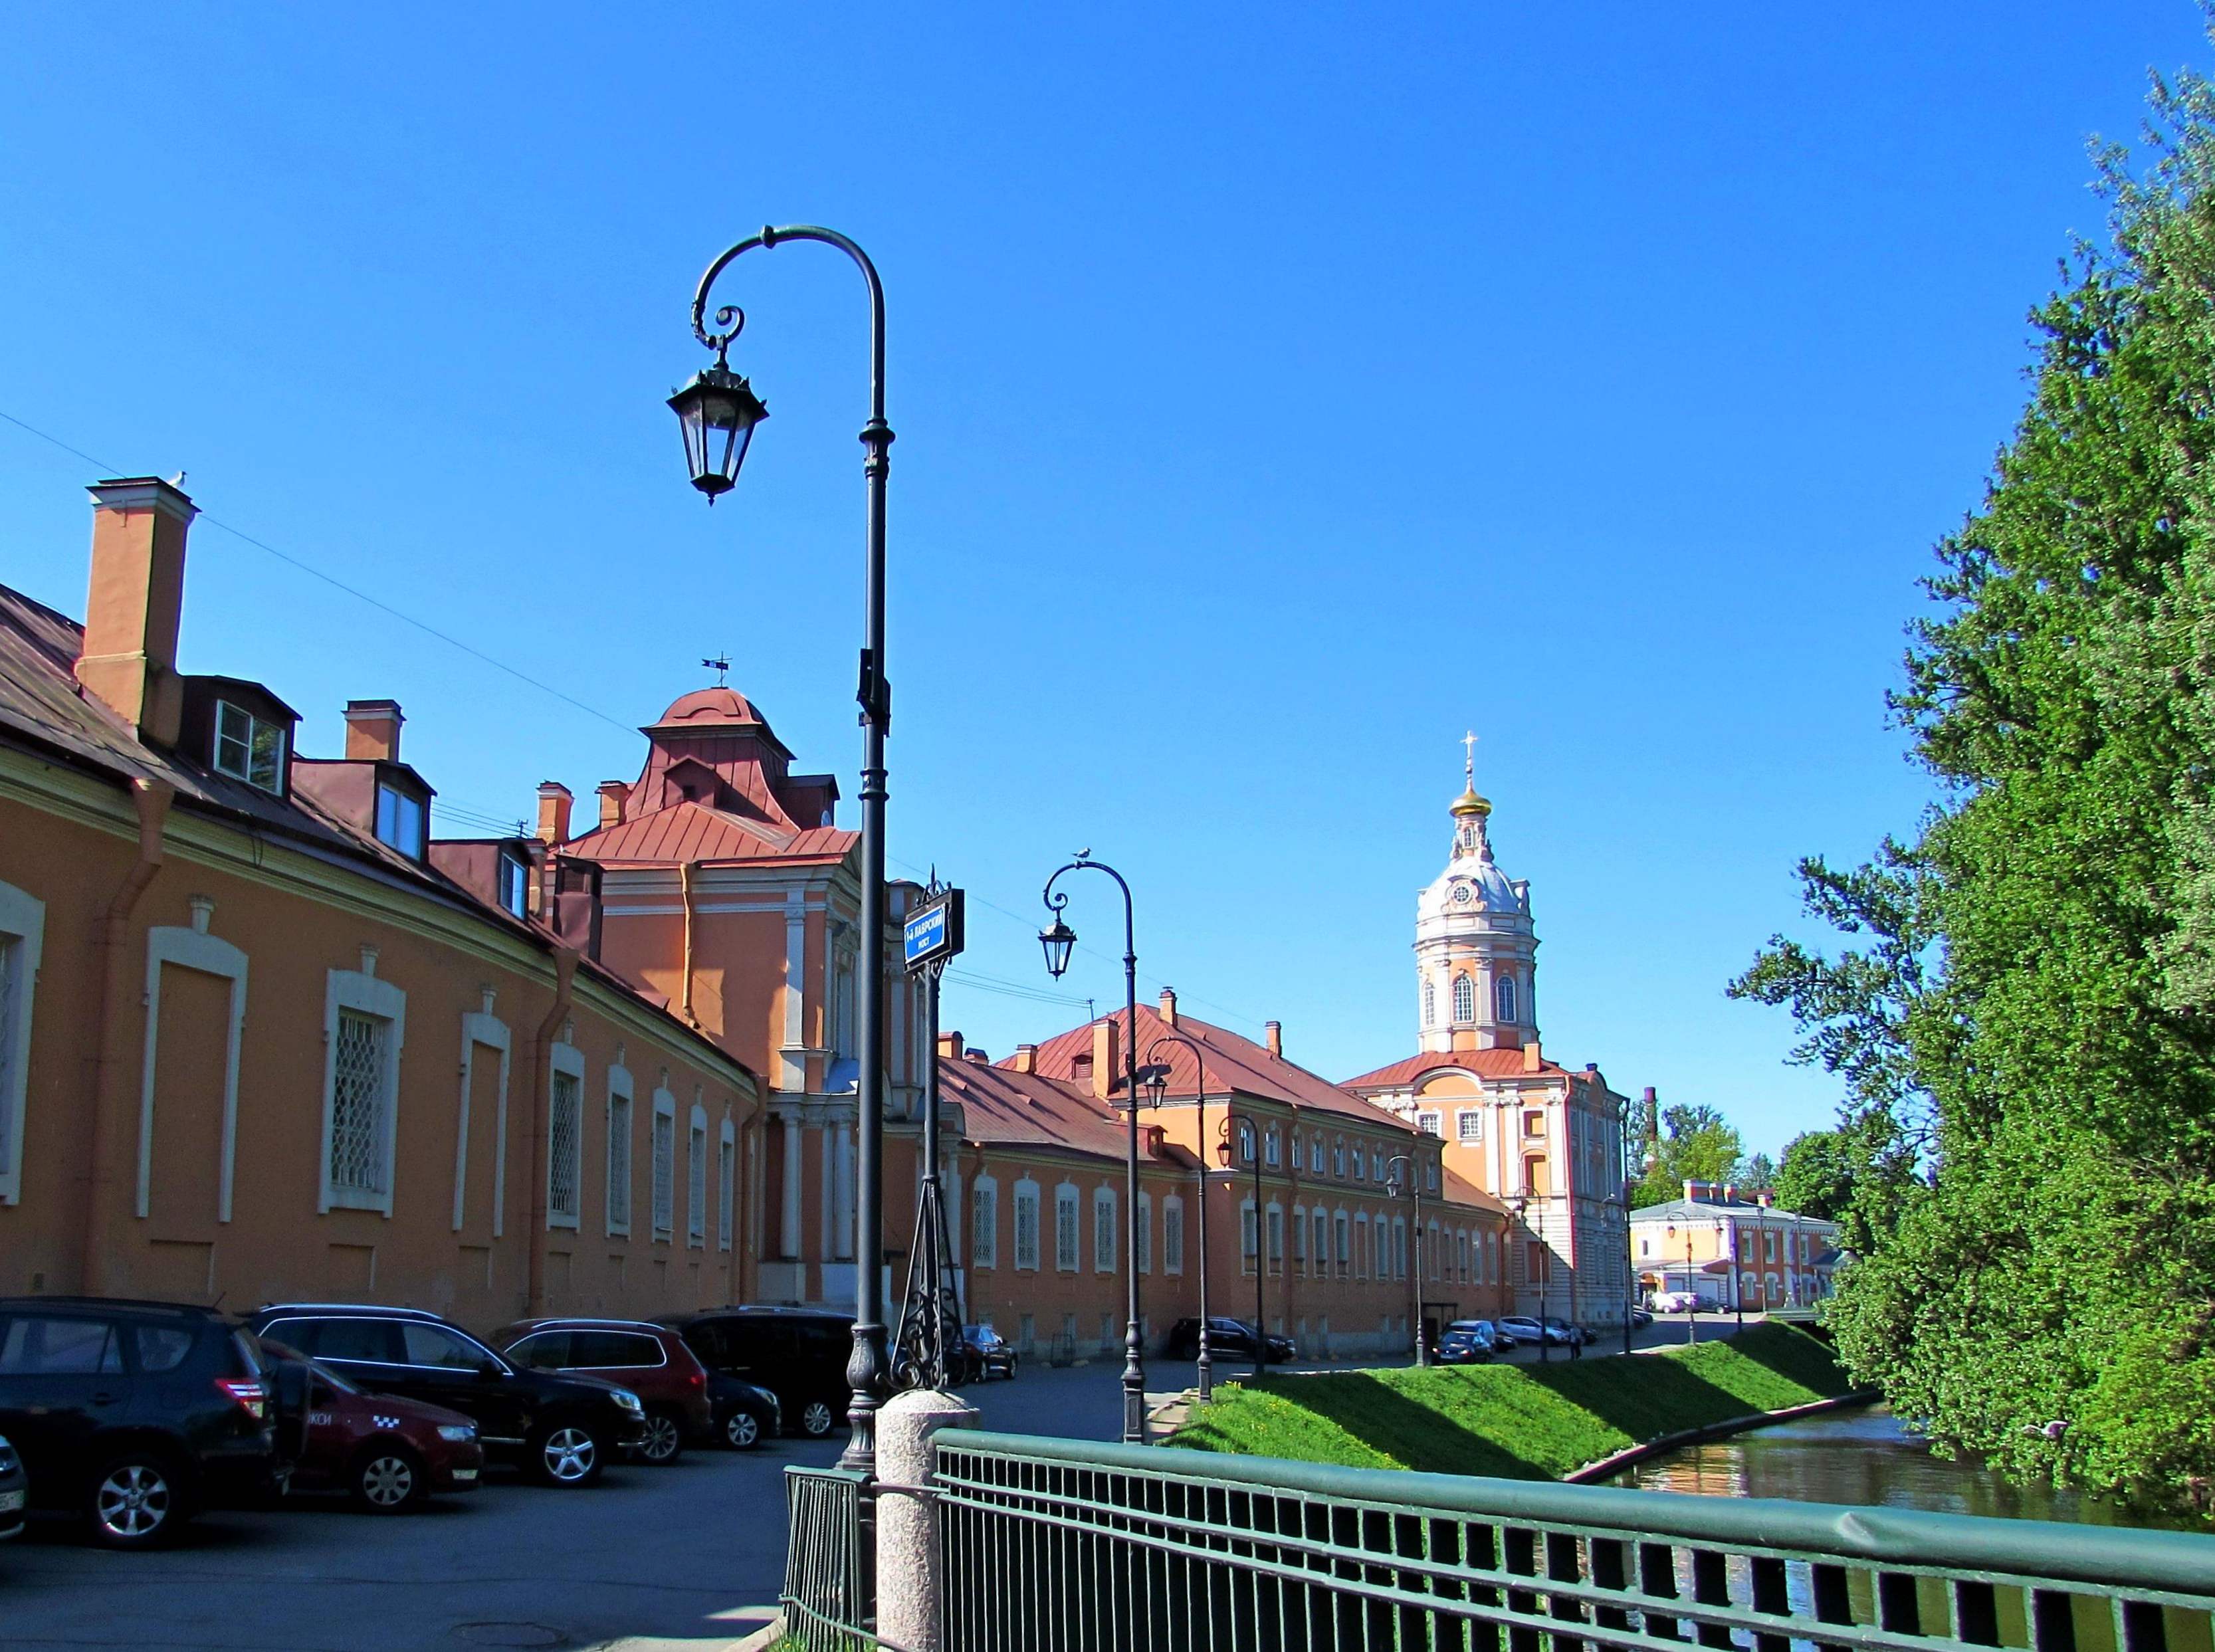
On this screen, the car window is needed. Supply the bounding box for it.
[719,1320,778,1364]
[401,1322,490,1370]
[676,1321,722,1363]
[794,1322,846,1363]
[568,1330,661,1368]
[0,1316,124,1375]
[133,1324,198,1373]
[507,1331,572,1370]
[310,1318,401,1364]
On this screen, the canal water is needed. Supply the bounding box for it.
[1606,1401,2196,1531]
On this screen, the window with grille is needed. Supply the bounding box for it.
[1055,1186,1079,1272]
[1267,1206,1283,1273]
[717,1133,734,1249]
[688,1119,708,1244]
[329,1009,391,1198]
[973,1182,999,1268]
[1457,1109,1485,1144]
[1497,974,1518,1023]
[1416,1110,1441,1138]
[1135,1192,1151,1274]
[606,1093,632,1233]
[651,1107,675,1237]
[1013,1183,1039,1270]
[1422,979,1435,1025]
[547,1069,582,1225]
[1093,1188,1116,1273]
[1452,974,1474,1022]
[1163,1197,1184,1274]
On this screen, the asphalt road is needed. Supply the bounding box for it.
[1,1322,1746,1651]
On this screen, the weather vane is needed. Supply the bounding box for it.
[702,654,730,687]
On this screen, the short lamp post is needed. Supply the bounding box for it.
[1669,1223,1697,1347]
[1144,1039,1215,1401]
[1385,1154,1429,1367]
[1039,855,1148,1445]
[1219,1114,1267,1382]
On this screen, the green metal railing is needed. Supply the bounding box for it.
[934,1430,2215,1652]
[783,1463,873,1651]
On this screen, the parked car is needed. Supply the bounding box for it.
[707,1372,780,1449]
[492,1318,712,1467]
[658,1307,853,1439]
[0,1296,282,1548]
[1164,1317,1297,1364]
[0,1432,25,1542]
[1497,1315,1546,1346]
[247,1304,645,1488]
[961,1325,1016,1382]
[1435,1320,1497,1364]
[1630,1308,1654,1329]
[1540,1318,1587,1348]
[1482,1318,1519,1349]
[261,1342,482,1512]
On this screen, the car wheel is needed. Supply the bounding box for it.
[798,1399,838,1438]
[638,1410,685,1467]
[724,1409,762,1451]
[89,1455,184,1549]
[353,1446,426,1512]
[530,1422,604,1487]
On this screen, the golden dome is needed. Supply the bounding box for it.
[1451,783,1492,818]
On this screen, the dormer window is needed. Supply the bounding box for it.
[213,700,286,793]
[375,783,427,858]
[497,851,529,919]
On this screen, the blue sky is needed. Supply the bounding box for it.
[0,4,2201,1157]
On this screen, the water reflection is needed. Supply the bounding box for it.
[1608,1403,2198,1530]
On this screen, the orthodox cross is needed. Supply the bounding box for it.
[1463,730,1478,783]
[702,654,731,687]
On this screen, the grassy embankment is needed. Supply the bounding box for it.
[1168,1322,1857,1480]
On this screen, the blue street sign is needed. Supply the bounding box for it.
[903,889,964,972]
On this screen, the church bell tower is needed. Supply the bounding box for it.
[1414,735,1538,1054]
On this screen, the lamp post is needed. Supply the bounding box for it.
[1509,1193,1549,1362]
[1385,1153,1429,1367]
[1039,856,1148,1444]
[1144,1037,1215,1401]
[1219,1114,1267,1382]
[1669,1222,1697,1346]
[1616,1093,1635,1357]
[675,224,893,1476]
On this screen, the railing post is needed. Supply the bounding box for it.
[879,1387,980,1652]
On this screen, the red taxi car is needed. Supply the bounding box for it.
[266,1346,484,1512]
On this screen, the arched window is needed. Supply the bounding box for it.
[1451,975,1474,1023]
[1422,979,1436,1026]
[1496,974,1517,1023]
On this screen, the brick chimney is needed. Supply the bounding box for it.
[1089,1018,1118,1100]
[1684,1180,1699,1203]
[536,782,572,845]
[1523,1040,1544,1073]
[596,781,628,831]
[936,1031,963,1061]
[1265,1020,1283,1057]
[1011,1044,1038,1075]
[1159,986,1178,1028]
[75,476,197,746]
[343,699,404,762]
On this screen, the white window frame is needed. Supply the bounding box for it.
[1332,1137,1346,1178]
[1136,1189,1152,1275]
[1240,1197,1258,1273]
[651,1086,677,1241]
[1457,1108,1484,1145]
[497,851,529,920]
[1416,1110,1442,1138]
[1313,1209,1328,1275]
[1162,1193,1184,1275]
[1452,974,1475,1023]
[319,964,405,1216]
[1015,1177,1041,1271]
[1266,1201,1283,1275]
[604,1064,634,1238]
[135,920,249,1224]
[545,1041,584,1231]
[1309,1134,1323,1174]
[972,1175,1000,1269]
[456,1006,512,1235]
[1093,1185,1116,1275]
[374,781,427,859]
[1422,978,1435,1027]
[213,698,287,793]
[718,1116,736,1251]
[0,880,44,1205]
[1334,1209,1350,1273]
[1497,974,1518,1023]
[687,1102,709,1247]
[1263,1126,1281,1168]
[1055,1182,1081,1273]
[1292,1203,1307,1269]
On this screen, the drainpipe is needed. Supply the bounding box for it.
[525,945,580,1314]
[679,860,702,1028]
[80,778,173,1294]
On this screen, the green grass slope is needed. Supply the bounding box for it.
[1168,1322,1857,1480]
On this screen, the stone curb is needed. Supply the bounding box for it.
[1564,1390,1883,1483]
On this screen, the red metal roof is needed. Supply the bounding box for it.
[1340,1047,1574,1090]
[565,800,855,867]
[650,686,769,729]
[937,1058,1135,1162]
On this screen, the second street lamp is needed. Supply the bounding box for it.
[1219,1114,1267,1382]
[1039,855,1148,1444]
[1385,1153,1429,1368]
[677,223,895,1477]
[1145,1036,1215,1401]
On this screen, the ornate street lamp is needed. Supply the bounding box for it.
[1039,856,1148,1444]
[1219,1114,1267,1382]
[1385,1154,1429,1367]
[677,223,895,1475]
[1144,1035,1215,1401]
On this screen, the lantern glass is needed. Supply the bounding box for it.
[1143,1063,1169,1106]
[1038,919,1077,979]
[669,368,769,499]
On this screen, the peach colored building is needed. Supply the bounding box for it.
[0,478,762,1326]
[1628,1182,1840,1308]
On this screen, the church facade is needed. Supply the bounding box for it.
[1344,754,1635,1332]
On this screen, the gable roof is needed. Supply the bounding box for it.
[564,799,853,868]
[937,1056,1140,1163]
[1341,1047,1578,1090]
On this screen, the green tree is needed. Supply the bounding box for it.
[1735,58,2215,1513]
[1740,1152,1778,1194]
[1770,1122,1917,1255]
[1631,1103,1746,1208]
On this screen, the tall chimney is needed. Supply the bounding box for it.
[536,781,573,845]
[596,780,628,831]
[344,698,404,762]
[936,1031,964,1061]
[1265,1020,1283,1057]
[1011,1044,1038,1075]
[1090,1017,1118,1100]
[76,476,197,746]
[1159,986,1178,1028]
[1523,1040,1543,1073]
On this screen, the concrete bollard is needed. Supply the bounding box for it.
[876,1388,980,1652]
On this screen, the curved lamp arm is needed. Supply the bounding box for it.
[690,223,887,425]
[1043,855,1136,963]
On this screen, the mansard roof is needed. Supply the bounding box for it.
[565,799,854,868]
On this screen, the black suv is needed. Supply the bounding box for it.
[1164,1316,1298,1364]
[659,1307,852,1439]
[247,1304,645,1487]
[0,1296,280,1547]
